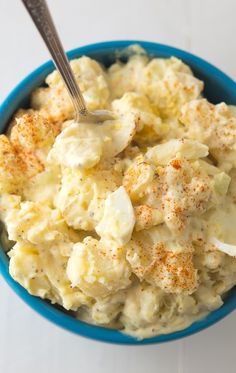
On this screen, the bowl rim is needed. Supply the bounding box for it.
[0,39,236,345]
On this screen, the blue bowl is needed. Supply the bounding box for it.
[1,40,236,345]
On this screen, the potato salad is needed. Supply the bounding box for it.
[1,49,236,339]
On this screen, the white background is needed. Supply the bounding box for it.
[0,0,235,372]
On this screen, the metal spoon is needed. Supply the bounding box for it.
[21,0,113,124]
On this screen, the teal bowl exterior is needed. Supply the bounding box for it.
[0,40,236,345]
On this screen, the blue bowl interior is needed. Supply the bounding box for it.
[0,40,236,345]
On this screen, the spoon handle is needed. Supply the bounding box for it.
[21,0,88,120]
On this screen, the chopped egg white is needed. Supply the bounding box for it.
[211,238,236,257]
[96,186,135,245]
